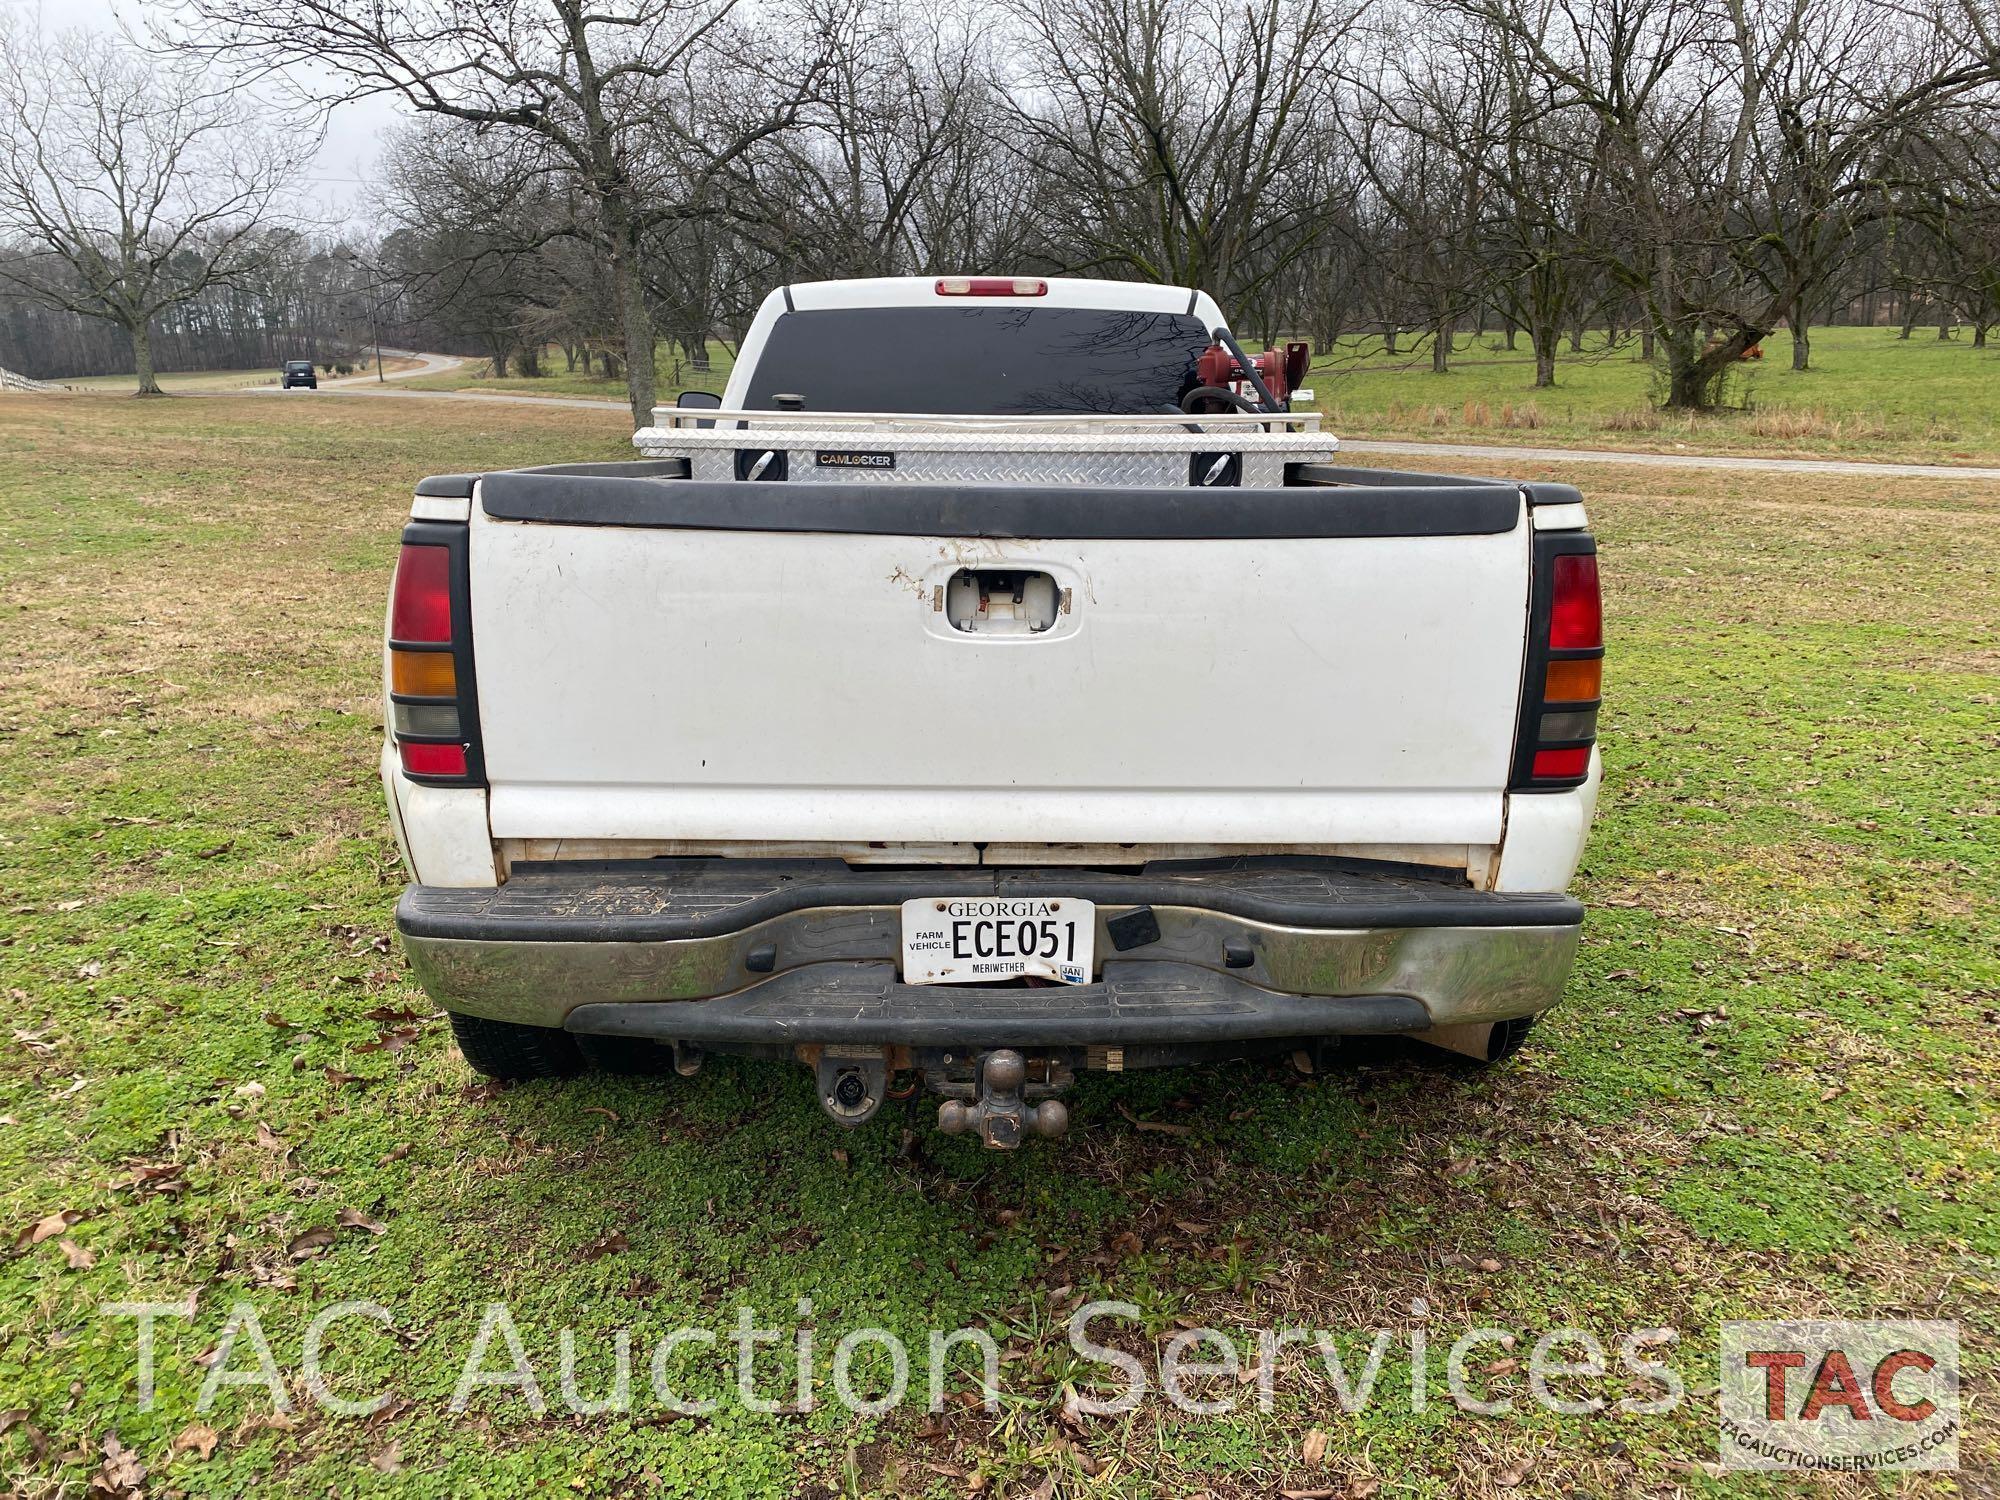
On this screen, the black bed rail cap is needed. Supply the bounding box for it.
[478,469,1523,540]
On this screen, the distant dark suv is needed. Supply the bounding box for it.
[281,360,317,390]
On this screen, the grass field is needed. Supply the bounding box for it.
[1309,325,2000,464]
[54,357,426,395]
[1,395,1995,1497]
[401,345,738,403]
[400,323,2000,466]
[59,368,281,394]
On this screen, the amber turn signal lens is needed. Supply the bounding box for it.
[391,648,456,697]
[1544,657,1601,703]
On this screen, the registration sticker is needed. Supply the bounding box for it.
[900,897,1094,986]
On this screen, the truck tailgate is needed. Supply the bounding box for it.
[467,475,1529,848]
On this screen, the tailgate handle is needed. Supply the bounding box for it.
[943,569,1063,634]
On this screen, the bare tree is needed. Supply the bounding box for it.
[1440,0,2000,407]
[998,0,1361,306]
[0,23,310,394]
[168,0,842,428]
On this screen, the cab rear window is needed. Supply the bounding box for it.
[743,307,1212,415]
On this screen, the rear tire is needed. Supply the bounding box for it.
[447,1012,582,1081]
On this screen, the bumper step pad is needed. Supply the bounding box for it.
[563,961,1428,1046]
[398,855,1582,942]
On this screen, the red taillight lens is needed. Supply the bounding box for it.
[399,741,467,777]
[1515,536,1603,789]
[935,277,1048,297]
[1549,553,1602,649]
[1532,747,1591,779]
[388,516,480,785]
[390,544,453,642]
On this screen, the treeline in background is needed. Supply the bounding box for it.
[0,0,1995,425]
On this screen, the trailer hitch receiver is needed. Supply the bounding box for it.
[937,1049,1069,1149]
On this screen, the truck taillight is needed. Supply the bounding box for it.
[1511,532,1602,791]
[935,277,1047,296]
[388,521,484,786]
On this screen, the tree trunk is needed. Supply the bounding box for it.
[1383,328,1397,355]
[1790,306,1810,372]
[1533,337,1556,388]
[130,319,162,396]
[1975,323,1989,349]
[1431,322,1450,374]
[605,217,656,430]
[1504,323,1518,351]
[1640,323,1655,361]
[1662,325,1763,409]
[519,346,542,378]
[562,344,578,373]
[1937,317,1952,340]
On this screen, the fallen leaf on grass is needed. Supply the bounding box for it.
[1278,1489,1337,1499]
[337,1208,386,1235]
[254,1122,289,1154]
[324,1068,370,1087]
[13,1029,57,1056]
[1114,1102,1192,1136]
[171,1423,219,1460]
[354,1026,420,1055]
[20,1209,84,1247]
[378,1143,412,1165]
[1475,1256,1503,1273]
[581,1230,630,1260]
[370,1440,402,1474]
[287,1227,337,1260]
[0,1408,48,1461]
[76,961,103,981]
[1495,1458,1534,1487]
[58,1238,96,1270]
[1301,1428,1328,1465]
[1290,1048,1315,1075]
[233,1082,265,1099]
[89,1434,145,1497]
[1351,1480,1382,1499]
[583,1106,620,1124]
[362,1005,422,1024]
[119,1162,188,1196]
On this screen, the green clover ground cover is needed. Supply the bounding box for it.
[0,396,1993,1496]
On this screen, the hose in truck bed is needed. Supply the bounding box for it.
[1180,385,1265,415]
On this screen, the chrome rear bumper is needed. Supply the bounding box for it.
[396,858,1581,1042]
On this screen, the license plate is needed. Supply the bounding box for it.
[900,897,1094,986]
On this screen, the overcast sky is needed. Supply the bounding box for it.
[24,0,407,220]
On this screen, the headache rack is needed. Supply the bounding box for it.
[633,406,1338,489]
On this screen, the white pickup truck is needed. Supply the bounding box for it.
[382,276,1601,1148]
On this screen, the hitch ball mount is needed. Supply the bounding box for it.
[937,1049,1069,1149]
